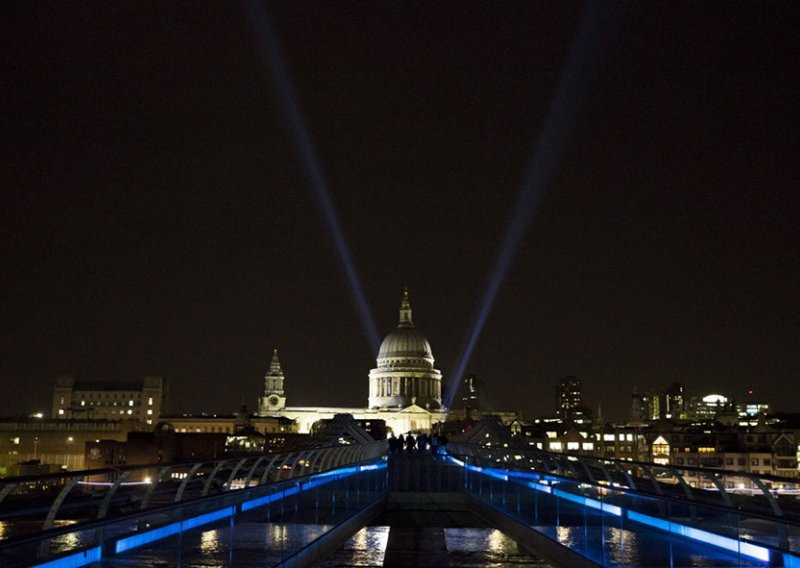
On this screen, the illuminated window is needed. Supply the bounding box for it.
[549,442,562,451]
[148,397,153,406]
[603,434,615,441]
[129,400,134,406]
[80,400,85,406]
[582,442,594,451]
[626,433,633,442]
[567,442,580,451]
[652,435,670,465]
[60,397,65,405]
[127,409,132,415]
[147,409,153,415]
[58,409,65,415]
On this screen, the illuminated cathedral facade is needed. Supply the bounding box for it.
[257,290,459,434]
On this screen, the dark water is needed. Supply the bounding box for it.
[97,523,550,567]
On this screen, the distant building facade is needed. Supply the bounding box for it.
[662,382,686,419]
[556,376,582,419]
[630,389,660,422]
[0,418,141,473]
[52,375,165,425]
[462,374,483,415]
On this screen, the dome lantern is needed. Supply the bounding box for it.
[398,287,413,328]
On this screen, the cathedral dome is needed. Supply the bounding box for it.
[368,289,443,410]
[377,327,433,362]
[375,289,434,365]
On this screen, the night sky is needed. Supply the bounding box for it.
[3,2,799,421]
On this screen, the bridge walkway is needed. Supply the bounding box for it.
[325,449,550,567]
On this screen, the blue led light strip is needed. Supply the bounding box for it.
[114,506,234,554]
[31,546,102,568]
[784,552,800,568]
[627,510,770,562]
[452,457,783,563]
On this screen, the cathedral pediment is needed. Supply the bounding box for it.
[396,404,430,415]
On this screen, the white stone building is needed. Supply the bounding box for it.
[258,290,490,435]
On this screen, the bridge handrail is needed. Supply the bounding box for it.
[0,450,388,550]
[0,442,356,485]
[450,441,800,486]
[447,441,800,522]
[0,440,388,537]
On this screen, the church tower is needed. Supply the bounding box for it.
[259,349,287,413]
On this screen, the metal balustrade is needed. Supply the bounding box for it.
[0,441,388,567]
[446,443,800,566]
[448,441,800,521]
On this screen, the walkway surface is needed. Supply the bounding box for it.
[322,450,552,567]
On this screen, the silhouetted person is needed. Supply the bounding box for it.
[437,434,448,456]
[405,433,416,453]
[397,434,405,455]
[430,435,440,457]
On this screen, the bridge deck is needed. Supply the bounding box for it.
[343,450,549,567]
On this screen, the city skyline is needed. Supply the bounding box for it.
[3,3,799,421]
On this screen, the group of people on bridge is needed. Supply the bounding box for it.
[387,432,448,456]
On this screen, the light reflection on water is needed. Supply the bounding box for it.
[444,528,551,567]
[555,525,579,548]
[114,522,336,568]
[0,519,79,542]
[200,528,223,555]
[320,525,389,567]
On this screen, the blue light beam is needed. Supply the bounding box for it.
[445,1,627,408]
[240,0,381,355]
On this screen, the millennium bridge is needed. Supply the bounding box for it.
[1,419,799,567]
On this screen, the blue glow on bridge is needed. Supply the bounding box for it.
[32,547,102,568]
[114,507,235,554]
[449,457,783,563]
[112,461,386,555]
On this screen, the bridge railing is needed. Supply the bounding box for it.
[0,441,386,537]
[447,441,800,520]
[447,443,800,566]
[0,441,387,566]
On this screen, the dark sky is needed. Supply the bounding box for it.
[3,2,799,422]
